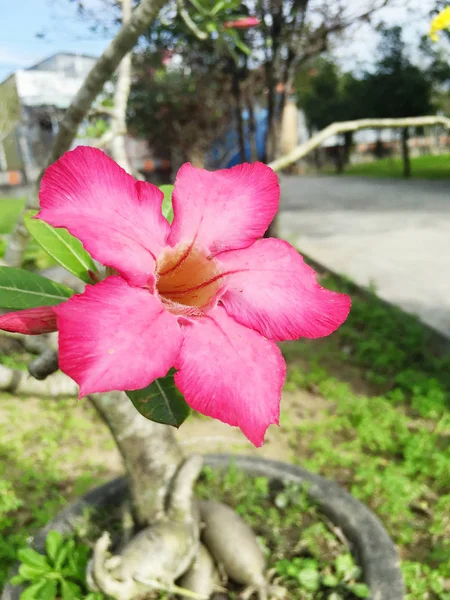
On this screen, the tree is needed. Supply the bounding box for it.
[296,59,367,172]
[110,0,134,173]
[128,44,235,171]
[128,0,259,171]
[363,26,433,177]
[251,0,393,164]
[252,0,394,236]
[0,131,353,599]
[418,34,450,115]
[268,115,450,171]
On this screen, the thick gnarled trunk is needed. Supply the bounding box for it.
[91,391,184,527]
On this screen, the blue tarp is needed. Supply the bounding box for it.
[208,106,269,168]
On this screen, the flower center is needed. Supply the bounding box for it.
[156,244,221,312]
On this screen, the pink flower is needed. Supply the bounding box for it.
[223,16,260,29]
[0,147,350,446]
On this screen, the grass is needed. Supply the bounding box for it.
[0,394,118,588]
[1,273,449,598]
[337,153,450,179]
[280,270,450,600]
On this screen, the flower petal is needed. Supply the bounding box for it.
[168,162,279,254]
[217,239,351,341]
[55,276,182,397]
[0,306,58,334]
[174,306,285,446]
[38,147,170,287]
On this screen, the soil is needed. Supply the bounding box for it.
[177,388,330,463]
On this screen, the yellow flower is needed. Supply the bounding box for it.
[429,5,450,41]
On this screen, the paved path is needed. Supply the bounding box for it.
[279,176,450,337]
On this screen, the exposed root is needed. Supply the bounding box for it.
[91,532,136,600]
[88,457,273,600]
[168,454,204,522]
[88,456,204,600]
[241,584,267,600]
[133,575,209,599]
[199,500,267,593]
[178,543,221,599]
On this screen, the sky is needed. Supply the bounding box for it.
[0,0,115,81]
[0,0,441,82]
[332,0,441,71]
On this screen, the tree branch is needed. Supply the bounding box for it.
[268,115,450,172]
[110,0,135,173]
[46,0,166,168]
[28,348,59,380]
[0,363,78,396]
[177,0,208,40]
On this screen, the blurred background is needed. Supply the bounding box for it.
[0,1,450,599]
[1,0,449,181]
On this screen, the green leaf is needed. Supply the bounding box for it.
[23,211,97,284]
[18,564,49,581]
[322,574,339,587]
[297,567,320,591]
[17,548,51,571]
[45,531,64,564]
[9,575,25,585]
[328,593,344,600]
[63,543,90,581]
[335,554,355,577]
[0,267,74,309]
[205,21,218,33]
[226,29,252,55]
[188,0,208,15]
[348,583,370,598]
[38,579,58,600]
[159,185,174,223]
[20,581,48,600]
[54,539,75,571]
[60,579,81,600]
[210,0,226,16]
[126,370,190,428]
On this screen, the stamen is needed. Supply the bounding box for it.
[157,239,195,276]
[156,244,226,311]
[158,271,238,298]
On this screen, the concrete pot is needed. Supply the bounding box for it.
[2,454,404,600]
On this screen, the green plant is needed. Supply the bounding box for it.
[275,553,370,598]
[280,268,450,599]
[1,259,449,598]
[402,561,450,600]
[196,468,369,599]
[11,531,105,599]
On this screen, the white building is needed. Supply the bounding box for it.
[0,53,97,183]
